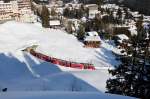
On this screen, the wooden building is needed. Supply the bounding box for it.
[84,31,101,48]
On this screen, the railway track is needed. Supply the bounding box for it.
[23,45,96,70]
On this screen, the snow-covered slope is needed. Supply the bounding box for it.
[0,91,135,99]
[0,21,134,99]
[0,52,107,92]
[0,21,119,68]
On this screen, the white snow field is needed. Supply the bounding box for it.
[0,21,135,99]
[0,21,119,68]
[0,91,135,99]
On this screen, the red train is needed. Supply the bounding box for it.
[30,49,95,70]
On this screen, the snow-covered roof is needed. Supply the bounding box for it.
[49,20,61,26]
[101,4,119,10]
[117,34,129,40]
[84,31,101,41]
[89,10,100,14]
[116,34,129,43]
[144,16,150,22]
[86,31,99,36]
[84,36,101,42]
[85,4,98,7]
[65,3,81,8]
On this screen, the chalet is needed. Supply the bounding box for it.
[84,31,101,48]
[85,4,99,19]
[85,4,98,11]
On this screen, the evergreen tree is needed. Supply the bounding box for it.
[123,7,130,19]
[77,23,85,40]
[116,8,123,24]
[63,7,70,17]
[106,25,150,99]
[136,15,144,32]
[94,14,102,32]
[50,7,57,17]
[66,21,74,34]
[85,7,89,18]
[96,0,103,9]
[41,5,50,28]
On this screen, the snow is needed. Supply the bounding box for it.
[117,34,129,40]
[143,16,150,22]
[0,21,134,99]
[86,31,99,36]
[0,91,135,99]
[101,4,119,10]
[84,36,101,42]
[128,25,137,36]
[84,31,101,41]
[0,21,119,68]
[0,52,133,99]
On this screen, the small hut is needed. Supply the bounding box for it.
[49,20,61,28]
[84,31,101,48]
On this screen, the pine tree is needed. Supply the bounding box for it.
[77,23,85,40]
[50,7,57,17]
[136,15,144,33]
[94,14,102,32]
[96,0,103,6]
[66,21,74,34]
[106,24,150,98]
[63,7,70,17]
[116,8,122,24]
[41,5,50,28]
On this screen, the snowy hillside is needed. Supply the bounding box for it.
[0,91,135,99]
[0,21,119,68]
[0,21,134,99]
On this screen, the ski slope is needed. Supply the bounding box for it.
[0,21,134,99]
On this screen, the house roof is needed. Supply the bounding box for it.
[116,34,129,40]
[86,31,99,36]
[85,4,98,8]
[84,31,101,41]
[84,36,101,42]
[116,34,129,43]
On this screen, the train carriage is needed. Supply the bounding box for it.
[28,49,96,70]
